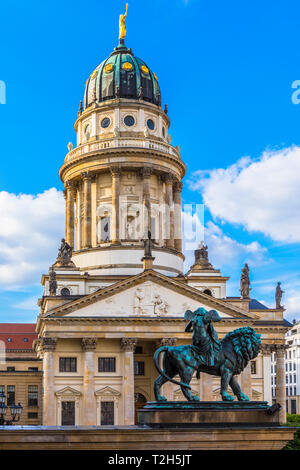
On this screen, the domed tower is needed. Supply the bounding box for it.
[59,22,186,277]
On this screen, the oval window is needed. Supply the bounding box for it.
[147,119,155,130]
[101,117,111,128]
[124,115,135,127]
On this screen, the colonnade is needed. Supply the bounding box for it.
[63,168,183,252]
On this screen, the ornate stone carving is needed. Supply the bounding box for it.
[190,242,214,271]
[240,263,251,299]
[260,343,273,355]
[271,344,288,355]
[53,238,75,268]
[110,166,122,178]
[161,173,173,184]
[41,337,57,352]
[121,337,138,352]
[81,171,92,181]
[67,142,73,152]
[173,181,183,193]
[133,287,145,314]
[81,337,97,351]
[140,167,152,179]
[49,267,57,296]
[153,294,169,315]
[275,282,284,309]
[160,338,177,347]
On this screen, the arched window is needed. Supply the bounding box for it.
[203,289,212,296]
[101,216,110,241]
[61,287,71,297]
[84,124,90,142]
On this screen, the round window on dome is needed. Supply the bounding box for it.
[122,62,133,71]
[124,115,135,127]
[141,65,149,74]
[147,119,155,130]
[101,117,111,129]
[104,63,114,73]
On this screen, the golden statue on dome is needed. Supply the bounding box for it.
[119,3,128,41]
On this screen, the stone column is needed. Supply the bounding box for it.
[111,167,121,244]
[164,175,174,248]
[141,168,152,237]
[65,181,76,248]
[121,337,137,425]
[81,172,92,248]
[261,344,272,405]
[41,337,57,426]
[274,345,287,424]
[82,337,97,426]
[173,181,183,252]
[240,363,252,400]
[157,338,177,400]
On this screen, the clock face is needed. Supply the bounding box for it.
[122,61,133,70]
[124,115,135,127]
[101,117,111,128]
[147,119,155,130]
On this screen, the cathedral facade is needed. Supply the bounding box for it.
[34,31,288,426]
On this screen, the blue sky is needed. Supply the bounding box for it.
[0,0,300,322]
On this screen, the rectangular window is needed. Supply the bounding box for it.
[61,401,75,425]
[250,361,256,375]
[286,375,288,384]
[134,361,145,376]
[6,367,15,372]
[28,412,38,419]
[289,363,292,371]
[294,374,297,383]
[294,387,297,396]
[59,357,77,373]
[135,346,143,355]
[291,399,297,414]
[290,387,293,396]
[28,367,38,372]
[7,385,15,406]
[28,385,38,407]
[101,401,114,425]
[98,357,116,373]
[0,385,4,395]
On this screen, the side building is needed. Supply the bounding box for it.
[271,319,299,414]
[0,324,43,425]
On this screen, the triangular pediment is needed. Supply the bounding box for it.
[95,386,121,397]
[43,270,257,320]
[55,386,81,397]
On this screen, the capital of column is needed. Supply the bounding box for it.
[260,343,273,355]
[159,337,177,347]
[41,337,57,352]
[161,173,174,184]
[110,166,122,178]
[173,181,183,193]
[140,167,152,179]
[81,171,93,181]
[81,337,97,351]
[121,337,138,352]
[272,344,288,356]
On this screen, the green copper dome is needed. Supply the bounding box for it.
[83,43,161,109]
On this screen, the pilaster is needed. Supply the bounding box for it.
[121,337,137,425]
[82,337,97,426]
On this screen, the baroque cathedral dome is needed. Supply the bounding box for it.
[83,42,161,109]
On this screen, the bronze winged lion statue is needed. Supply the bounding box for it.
[154,307,261,402]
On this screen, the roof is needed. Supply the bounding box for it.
[84,41,161,109]
[249,299,269,310]
[0,324,37,350]
[283,319,293,327]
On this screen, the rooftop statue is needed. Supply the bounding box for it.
[275,282,284,309]
[119,3,128,41]
[240,263,251,299]
[154,307,261,402]
[53,238,75,268]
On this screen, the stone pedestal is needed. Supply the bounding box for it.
[138,401,280,427]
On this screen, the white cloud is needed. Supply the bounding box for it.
[183,219,268,273]
[12,296,39,311]
[188,146,300,243]
[0,188,64,290]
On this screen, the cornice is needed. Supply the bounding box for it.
[59,148,186,183]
